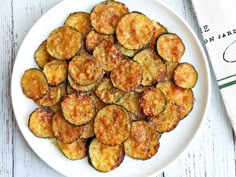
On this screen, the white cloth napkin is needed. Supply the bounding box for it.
[191,0,236,132]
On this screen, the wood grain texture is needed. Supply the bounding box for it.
[0,0,235,177]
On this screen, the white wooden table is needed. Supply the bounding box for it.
[1,0,235,177]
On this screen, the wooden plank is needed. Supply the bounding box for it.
[0,1,14,176]
[12,0,63,176]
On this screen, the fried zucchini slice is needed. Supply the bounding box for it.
[64,12,91,36]
[90,1,129,34]
[28,107,54,138]
[52,111,83,143]
[164,61,179,81]
[35,86,61,107]
[86,30,115,53]
[149,102,180,132]
[156,81,194,119]
[57,139,87,160]
[21,68,48,100]
[88,138,124,172]
[43,60,67,86]
[94,104,131,145]
[68,73,103,92]
[134,85,150,93]
[34,40,54,69]
[156,33,185,62]
[61,93,95,125]
[140,88,167,116]
[110,60,142,92]
[95,77,125,104]
[117,43,139,57]
[133,49,166,86]
[93,40,123,72]
[68,54,103,86]
[149,20,167,49]
[118,91,142,117]
[116,12,153,50]
[124,121,159,160]
[173,62,198,88]
[46,26,82,60]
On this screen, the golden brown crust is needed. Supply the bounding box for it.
[173,62,198,88]
[110,60,142,92]
[21,68,48,100]
[164,61,179,81]
[43,60,67,86]
[149,20,167,49]
[64,12,91,36]
[156,81,194,119]
[90,1,129,34]
[52,111,83,143]
[61,93,95,125]
[156,33,185,62]
[34,40,54,69]
[35,86,61,107]
[28,107,54,138]
[116,12,153,50]
[117,91,142,117]
[46,26,82,60]
[87,91,106,112]
[68,54,103,86]
[57,139,87,160]
[80,120,95,139]
[88,138,124,172]
[93,40,123,72]
[133,49,166,86]
[86,30,115,53]
[95,77,125,104]
[149,102,180,132]
[94,104,131,145]
[140,87,167,116]
[124,121,159,160]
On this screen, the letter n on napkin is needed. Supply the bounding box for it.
[191,0,236,131]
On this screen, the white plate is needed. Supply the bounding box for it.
[11,0,211,176]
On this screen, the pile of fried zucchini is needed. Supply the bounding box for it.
[21,0,198,172]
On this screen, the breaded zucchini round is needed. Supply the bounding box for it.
[28,107,54,138]
[68,53,103,86]
[88,138,125,172]
[140,87,167,117]
[93,40,123,72]
[110,60,142,92]
[64,12,91,36]
[43,60,67,86]
[173,62,198,88]
[57,139,87,160]
[21,68,48,100]
[90,1,129,34]
[94,104,131,145]
[124,121,159,160]
[156,33,185,62]
[61,93,95,125]
[46,26,82,60]
[116,12,153,50]
[34,40,54,69]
